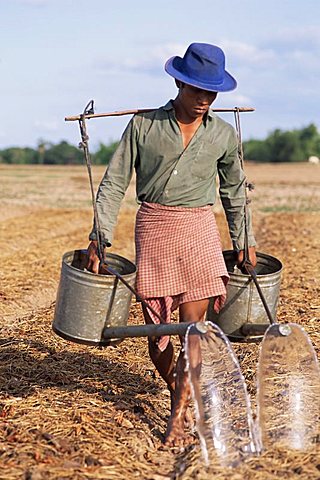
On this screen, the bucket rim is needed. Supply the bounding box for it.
[222,250,283,277]
[62,249,136,277]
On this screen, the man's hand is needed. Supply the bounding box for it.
[86,240,101,274]
[237,246,257,268]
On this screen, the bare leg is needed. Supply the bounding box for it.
[142,305,176,402]
[164,298,209,447]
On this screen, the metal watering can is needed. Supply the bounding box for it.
[52,249,136,346]
[207,250,283,340]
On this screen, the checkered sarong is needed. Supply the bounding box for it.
[135,202,229,350]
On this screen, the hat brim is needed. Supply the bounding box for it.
[165,56,237,92]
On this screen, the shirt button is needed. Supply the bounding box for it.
[173,169,178,175]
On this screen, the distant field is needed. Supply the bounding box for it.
[1,161,319,213]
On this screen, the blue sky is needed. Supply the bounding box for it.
[1,0,319,149]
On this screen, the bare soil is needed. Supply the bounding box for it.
[0,163,319,480]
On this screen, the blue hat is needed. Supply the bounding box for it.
[165,43,237,92]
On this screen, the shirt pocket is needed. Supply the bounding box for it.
[191,142,224,179]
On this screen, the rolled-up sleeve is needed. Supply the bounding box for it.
[218,128,256,251]
[89,118,138,246]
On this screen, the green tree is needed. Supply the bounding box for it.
[243,123,320,162]
[42,141,83,165]
[244,139,272,162]
[298,124,319,158]
[93,141,119,165]
[37,139,52,164]
[0,147,39,164]
[267,129,304,162]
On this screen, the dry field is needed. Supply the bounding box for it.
[0,162,319,480]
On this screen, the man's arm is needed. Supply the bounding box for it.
[217,127,257,266]
[87,118,138,272]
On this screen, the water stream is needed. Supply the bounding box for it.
[184,321,260,467]
[256,323,320,450]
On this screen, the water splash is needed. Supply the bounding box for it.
[185,321,260,467]
[257,323,320,450]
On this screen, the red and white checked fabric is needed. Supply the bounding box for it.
[135,202,229,351]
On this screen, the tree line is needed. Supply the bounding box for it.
[0,140,119,165]
[243,123,320,162]
[0,124,319,165]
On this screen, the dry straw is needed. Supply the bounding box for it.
[0,166,319,479]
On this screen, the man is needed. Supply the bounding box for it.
[86,43,256,446]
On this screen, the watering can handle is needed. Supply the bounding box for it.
[241,185,275,324]
[99,262,166,324]
[242,261,275,325]
[234,108,275,326]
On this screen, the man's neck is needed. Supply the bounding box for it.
[172,98,204,126]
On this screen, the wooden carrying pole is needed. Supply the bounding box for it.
[103,323,197,339]
[102,321,268,340]
[65,106,255,122]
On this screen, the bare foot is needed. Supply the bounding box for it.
[170,391,194,430]
[165,408,183,446]
[164,410,195,448]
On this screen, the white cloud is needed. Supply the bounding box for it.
[224,93,252,105]
[218,34,319,102]
[95,43,187,77]
[256,26,320,74]
[127,43,186,66]
[222,40,276,65]
[221,30,320,75]
[266,26,320,51]
[97,40,278,81]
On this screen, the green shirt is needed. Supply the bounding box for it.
[90,100,256,250]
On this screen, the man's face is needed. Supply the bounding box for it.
[178,83,218,118]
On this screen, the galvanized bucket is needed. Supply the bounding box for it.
[207,250,282,340]
[52,250,136,346]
